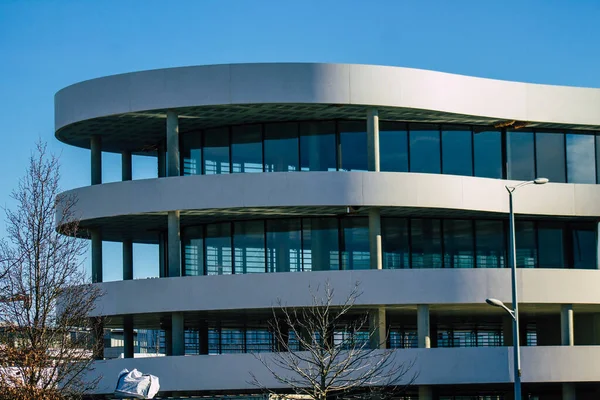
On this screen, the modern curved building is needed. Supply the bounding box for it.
[54,63,600,400]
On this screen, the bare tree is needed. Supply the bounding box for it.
[0,142,102,400]
[251,280,416,400]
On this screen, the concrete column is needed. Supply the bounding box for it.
[562,383,576,400]
[157,142,167,178]
[172,312,185,356]
[167,111,180,177]
[369,307,386,349]
[123,315,134,359]
[367,108,380,172]
[122,239,133,280]
[417,304,431,348]
[417,304,431,349]
[168,211,181,277]
[90,135,102,185]
[91,229,102,283]
[121,150,132,181]
[561,304,574,346]
[418,385,432,400]
[369,209,382,270]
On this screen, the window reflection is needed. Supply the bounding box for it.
[205,223,232,275]
[341,218,370,270]
[339,121,367,171]
[264,123,299,172]
[475,220,505,268]
[442,127,472,176]
[232,125,262,173]
[266,219,302,273]
[514,221,537,268]
[567,134,596,183]
[181,132,202,176]
[409,124,441,174]
[382,218,409,269]
[507,130,535,181]
[204,128,230,174]
[379,122,408,172]
[411,219,442,268]
[443,220,474,268]
[572,224,596,269]
[473,129,502,179]
[299,122,336,171]
[183,226,204,276]
[233,221,265,274]
[302,218,339,271]
[535,132,566,183]
[537,223,565,268]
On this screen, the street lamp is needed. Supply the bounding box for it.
[485,177,548,400]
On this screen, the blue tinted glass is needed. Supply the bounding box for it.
[597,135,600,184]
[507,130,535,181]
[537,223,564,268]
[300,122,336,171]
[339,121,367,171]
[409,125,440,174]
[302,218,339,271]
[536,132,566,183]
[443,219,474,268]
[572,225,596,269]
[514,221,536,268]
[204,128,230,174]
[442,127,472,176]
[410,218,442,268]
[567,134,596,183]
[266,219,302,273]
[183,226,204,276]
[341,218,370,270]
[232,125,263,173]
[205,223,232,275]
[264,123,299,172]
[379,122,408,172]
[233,221,265,274]
[181,132,202,175]
[382,218,409,269]
[475,220,505,268]
[474,129,502,179]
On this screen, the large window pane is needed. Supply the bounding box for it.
[535,132,566,183]
[514,221,537,268]
[339,121,367,172]
[571,224,596,269]
[409,124,440,174]
[205,223,232,275]
[441,126,472,176]
[473,129,502,179]
[183,226,204,276]
[382,217,409,269]
[341,218,370,270]
[266,219,302,273]
[443,220,474,268]
[537,223,565,268]
[302,218,339,271]
[410,219,442,268]
[379,122,408,172]
[232,125,263,173]
[181,132,202,176]
[507,130,535,181]
[567,134,596,183]
[264,123,299,172]
[475,220,505,268]
[300,122,336,171]
[204,128,230,174]
[233,220,265,274]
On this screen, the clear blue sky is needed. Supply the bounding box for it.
[1,0,600,280]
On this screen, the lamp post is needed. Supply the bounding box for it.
[486,177,548,400]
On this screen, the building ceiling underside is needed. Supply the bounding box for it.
[72,205,595,244]
[55,103,600,155]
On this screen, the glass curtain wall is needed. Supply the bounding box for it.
[379,122,408,172]
[409,124,441,174]
[264,123,299,172]
[507,129,535,181]
[473,129,502,179]
[535,132,566,183]
[441,126,473,176]
[299,122,336,171]
[566,133,596,183]
[339,121,367,171]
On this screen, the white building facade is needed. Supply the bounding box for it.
[55,63,600,399]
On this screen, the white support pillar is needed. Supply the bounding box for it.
[561,304,574,346]
[369,307,386,349]
[168,211,181,278]
[166,111,180,177]
[121,150,132,181]
[367,108,380,172]
[91,229,102,283]
[90,136,102,185]
[417,304,430,348]
[369,209,382,270]
[172,312,185,356]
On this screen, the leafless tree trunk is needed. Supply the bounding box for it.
[250,280,416,400]
[0,141,102,400]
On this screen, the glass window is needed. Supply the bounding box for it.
[299,122,337,171]
[339,121,367,171]
[379,122,408,172]
[232,125,263,173]
[181,132,202,175]
[266,219,302,273]
[409,124,440,174]
[596,135,600,184]
[204,128,230,174]
[410,218,442,268]
[205,223,232,275]
[341,218,370,270]
[507,130,535,181]
[382,217,409,269]
[183,226,204,276]
[221,328,244,353]
[264,123,299,172]
[302,218,339,271]
[567,134,596,183]
[475,220,505,268]
[246,329,273,353]
[233,220,265,274]
[441,126,472,176]
[514,221,537,268]
[537,223,565,268]
[571,224,596,269]
[473,129,502,179]
[443,220,474,268]
[535,132,566,183]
